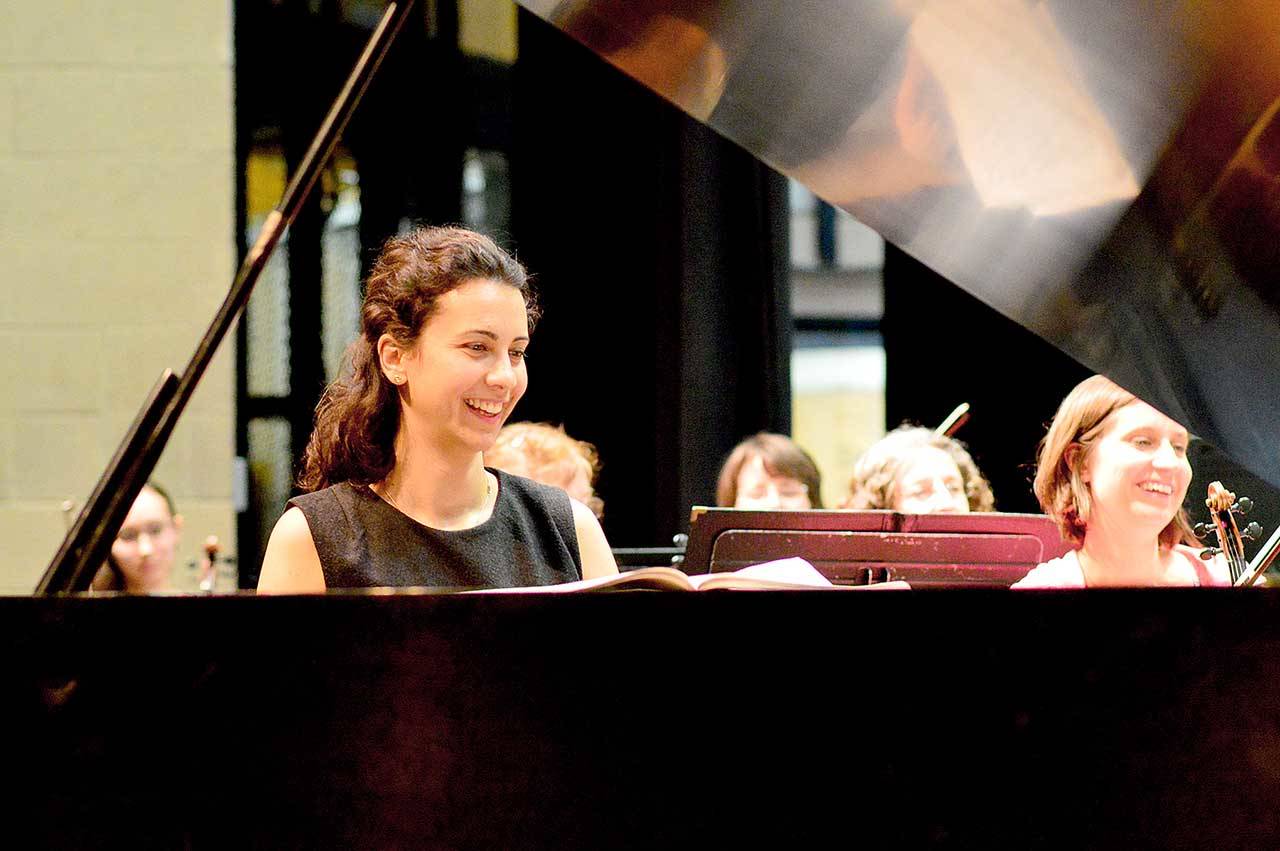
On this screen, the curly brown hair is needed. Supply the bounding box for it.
[843,426,995,512]
[1033,375,1195,548]
[297,226,540,492]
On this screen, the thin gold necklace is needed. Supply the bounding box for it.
[378,473,491,517]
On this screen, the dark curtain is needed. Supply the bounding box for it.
[510,12,790,546]
[344,2,465,281]
[882,244,1091,514]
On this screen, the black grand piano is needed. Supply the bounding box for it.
[14,1,1280,846]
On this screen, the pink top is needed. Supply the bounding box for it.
[1012,544,1231,588]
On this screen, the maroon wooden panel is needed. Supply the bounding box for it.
[815,561,1039,587]
[710,531,1046,586]
[686,509,1072,586]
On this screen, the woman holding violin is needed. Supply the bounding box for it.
[1014,375,1230,588]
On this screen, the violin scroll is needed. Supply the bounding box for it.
[1205,480,1236,515]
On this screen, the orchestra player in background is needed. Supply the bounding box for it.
[843,425,995,514]
[1013,375,1229,588]
[96,481,182,593]
[716,432,824,510]
[485,421,605,519]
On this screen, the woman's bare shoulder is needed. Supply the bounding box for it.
[257,507,327,593]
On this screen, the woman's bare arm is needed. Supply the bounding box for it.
[257,507,327,593]
[571,499,618,580]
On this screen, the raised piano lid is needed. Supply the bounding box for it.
[517,0,1280,490]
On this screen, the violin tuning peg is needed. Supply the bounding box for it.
[1199,547,1221,561]
[1193,522,1210,539]
[1236,497,1254,514]
[1244,522,1264,541]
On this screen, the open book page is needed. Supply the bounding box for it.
[689,557,910,591]
[467,558,910,593]
[688,557,832,589]
[465,566,696,594]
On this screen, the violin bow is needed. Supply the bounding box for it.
[935,402,970,437]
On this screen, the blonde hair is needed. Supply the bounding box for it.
[843,426,995,512]
[485,422,604,518]
[715,433,824,509]
[1033,375,1195,548]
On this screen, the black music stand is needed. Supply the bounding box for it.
[682,508,1072,587]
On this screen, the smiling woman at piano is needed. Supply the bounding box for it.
[1013,375,1229,588]
[256,226,617,592]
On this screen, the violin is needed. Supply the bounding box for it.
[1196,481,1266,586]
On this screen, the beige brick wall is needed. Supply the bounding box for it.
[0,2,235,593]
[460,0,518,63]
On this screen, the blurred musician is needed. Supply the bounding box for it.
[485,421,605,519]
[257,226,617,592]
[96,481,182,594]
[1014,375,1229,588]
[716,432,823,510]
[843,426,995,514]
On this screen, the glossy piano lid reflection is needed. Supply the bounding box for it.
[518,0,1280,489]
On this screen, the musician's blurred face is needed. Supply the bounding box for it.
[111,486,181,592]
[894,447,969,514]
[734,454,812,510]
[1081,400,1191,533]
[396,278,529,455]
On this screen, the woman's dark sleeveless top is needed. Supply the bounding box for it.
[287,469,583,588]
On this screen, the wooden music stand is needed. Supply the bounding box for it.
[682,508,1072,587]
